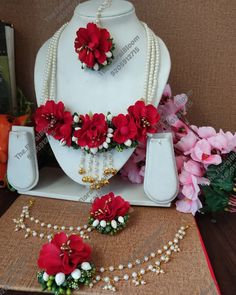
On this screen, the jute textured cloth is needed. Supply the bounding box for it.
[0,195,218,294]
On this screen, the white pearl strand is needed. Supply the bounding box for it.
[90,225,188,291]
[13,202,93,241]
[142,22,160,105]
[95,0,112,26]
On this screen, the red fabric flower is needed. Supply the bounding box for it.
[128,100,160,143]
[74,23,112,68]
[74,113,108,148]
[37,232,91,275]
[112,114,137,144]
[90,192,130,221]
[35,100,73,146]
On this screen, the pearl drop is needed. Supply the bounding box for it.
[81,262,92,271]
[106,51,112,58]
[118,216,125,224]
[71,269,81,280]
[100,220,106,228]
[43,272,49,281]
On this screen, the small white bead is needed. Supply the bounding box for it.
[35,219,39,224]
[163,245,168,250]
[41,223,45,227]
[114,276,119,282]
[118,264,124,270]
[132,272,137,278]
[77,226,81,231]
[144,256,149,262]
[140,269,145,274]
[123,274,129,280]
[26,228,31,233]
[148,264,153,270]
[109,266,114,272]
[127,263,133,269]
[135,259,141,265]
[61,226,65,230]
[47,224,51,228]
[96,275,101,281]
[39,233,44,238]
[150,252,156,258]
[104,277,110,283]
[100,267,105,273]
[157,249,162,254]
[155,260,160,266]
[69,226,74,231]
[32,231,37,237]
[53,225,58,230]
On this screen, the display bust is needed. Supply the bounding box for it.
[34,0,171,187]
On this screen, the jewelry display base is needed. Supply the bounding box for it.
[0,196,220,294]
[18,166,171,207]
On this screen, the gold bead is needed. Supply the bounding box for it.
[79,168,86,175]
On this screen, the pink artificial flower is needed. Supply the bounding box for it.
[183,160,205,177]
[159,94,188,119]
[175,132,197,154]
[181,175,201,201]
[175,155,187,173]
[132,143,146,163]
[169,115,189,139]
[176,197,202,215]
[197,126,216,139]
[120,159,144,184]
[191,139,222,166]
[162,84,172,98]
[208,130,236,154]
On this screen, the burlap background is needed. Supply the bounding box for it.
[0,0,235,131]
[0,195,218,294]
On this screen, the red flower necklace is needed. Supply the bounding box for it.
[35,100,160,154]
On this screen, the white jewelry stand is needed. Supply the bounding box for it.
[31,0,177,206]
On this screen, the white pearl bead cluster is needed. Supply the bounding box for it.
[13,202,93,241]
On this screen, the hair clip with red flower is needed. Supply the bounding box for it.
[74,22,115,71]
[37,232,95,294]
[88,192,130,235]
